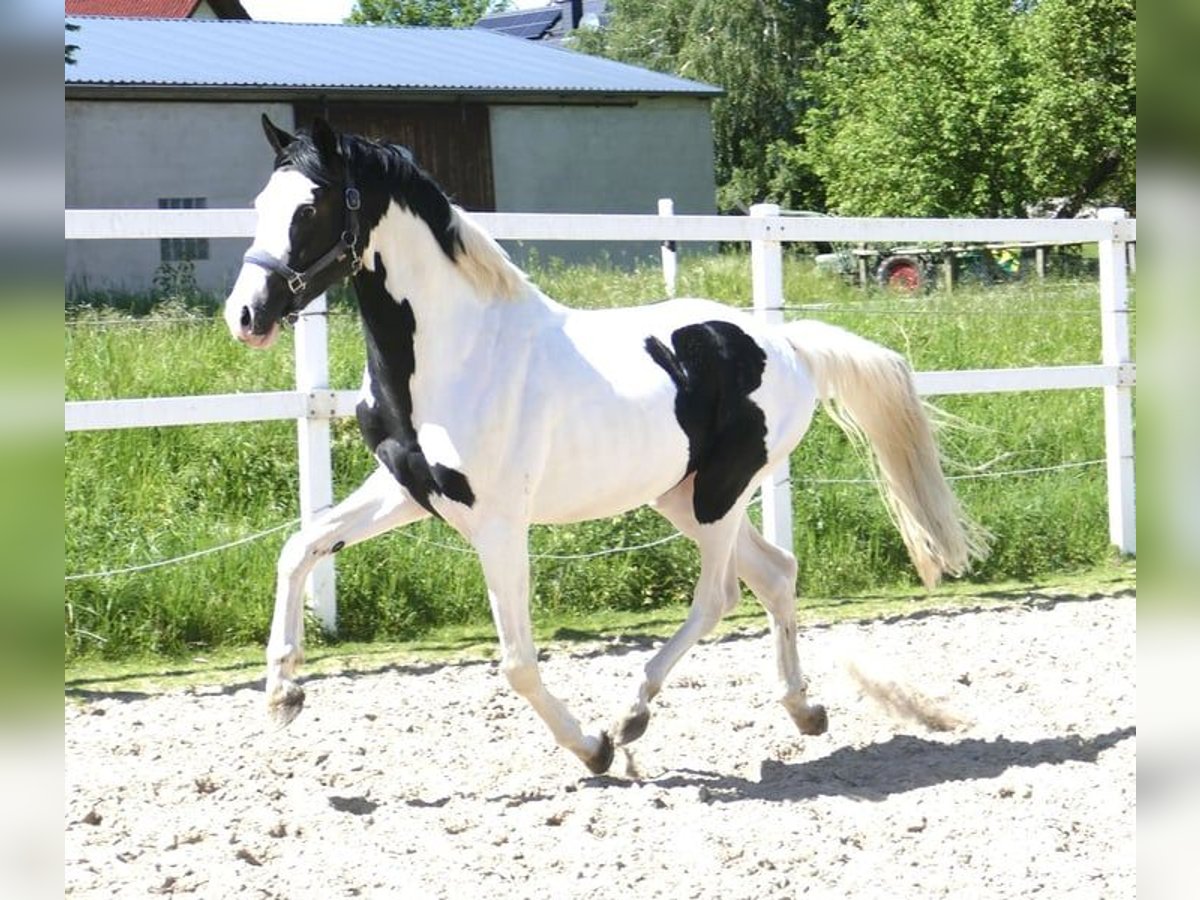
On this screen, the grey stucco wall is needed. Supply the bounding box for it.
[66,100,294,295]
[489,97,717,266]
[66,95,717,293]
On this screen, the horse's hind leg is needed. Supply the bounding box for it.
[266,467,428,727]
[614,479,742,747]
[735,516,828,735]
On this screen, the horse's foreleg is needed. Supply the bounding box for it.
[735,516,827,736]
[474,520,614,775]
[266,467,428,727]
[614,482,742,747]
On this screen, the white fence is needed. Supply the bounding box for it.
[65,205,1137,632]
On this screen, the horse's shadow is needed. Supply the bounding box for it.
[587,726,1135,803]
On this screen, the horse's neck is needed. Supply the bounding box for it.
[357,203,553,371]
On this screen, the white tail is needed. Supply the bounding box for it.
[785,320,988,588]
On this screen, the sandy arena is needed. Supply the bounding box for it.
[66,592,1135,898]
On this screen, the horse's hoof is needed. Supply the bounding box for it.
[583,731,615,775]
[267,682,306,729]
[795,703,828,736]
[614,708,650,746]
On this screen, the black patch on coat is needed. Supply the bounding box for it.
[277,130,461,264]
[353,256,475,515]
[645,321,769,524]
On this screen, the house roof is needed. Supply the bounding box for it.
[65,0,250,17]
[474,6,562,41]
[476,2,609,44]
[64,17,722,98]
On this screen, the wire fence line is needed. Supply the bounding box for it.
[64,458,1104,583]
[64,518,301,582]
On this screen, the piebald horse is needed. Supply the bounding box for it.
[225,117,985,774]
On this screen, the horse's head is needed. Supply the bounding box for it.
[224,116,363,348]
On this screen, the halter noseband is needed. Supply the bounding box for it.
[242,177,364,321]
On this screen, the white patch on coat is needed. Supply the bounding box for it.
[250,169,318,258]
[417,423,463,469]
[223,170,319,338]
[358,366,376,409]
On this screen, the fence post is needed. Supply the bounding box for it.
[294,292,338,632]
[658,197,677,297]
[750,203,793,553]
[1097,208,1135,555]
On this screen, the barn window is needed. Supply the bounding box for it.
[158,197,210,262]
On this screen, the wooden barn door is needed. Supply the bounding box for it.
[294,102,495,211]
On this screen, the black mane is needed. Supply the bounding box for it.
[277,129,462,262]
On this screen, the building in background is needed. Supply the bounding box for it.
[65,0,251,19]
[65,16,718,293]
[475,1,607,44]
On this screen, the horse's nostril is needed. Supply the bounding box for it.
[240,305,252,330]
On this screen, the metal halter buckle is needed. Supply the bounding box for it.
[345,187,361,211]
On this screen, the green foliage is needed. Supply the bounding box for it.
[346,0,509,27]
[580,0,1135,217]
[804,0,1030,216]
[803,0,1135,216]
[151,260,201,303]
[1018,0,1136,215]
[573,0,831,212]
[65,257,1127,661]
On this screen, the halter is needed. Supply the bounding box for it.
[242,176,364,322]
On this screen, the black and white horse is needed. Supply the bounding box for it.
[224,117,985,774]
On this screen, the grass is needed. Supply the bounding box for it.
[65,252,1135,663]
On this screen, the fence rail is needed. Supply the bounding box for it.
[65,205,1136,632]
[65,207,1137,244]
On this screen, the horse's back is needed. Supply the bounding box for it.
[522,297,817,524]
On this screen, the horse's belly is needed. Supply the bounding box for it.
[529,466,686,525]
[527,416,690,525]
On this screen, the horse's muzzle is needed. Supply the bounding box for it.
[236,308,280,349]
[224,267,282,349]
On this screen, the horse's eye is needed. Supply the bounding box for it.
[299,205,317,220]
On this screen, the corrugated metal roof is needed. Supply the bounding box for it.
[64,17,722,96]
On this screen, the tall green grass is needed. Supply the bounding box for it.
[65,254,1129,660]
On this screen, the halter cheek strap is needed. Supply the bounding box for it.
[242,180,363,318]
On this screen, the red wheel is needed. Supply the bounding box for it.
[877,255,925,293]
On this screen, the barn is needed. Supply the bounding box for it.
[65,16,720,294]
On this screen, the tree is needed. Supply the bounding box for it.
[802,0,1030,217]
[347,0,509,28]
[1019,0,1135,216]
[573,0,831,212]
[570,0,695,77]
[801,0,1135,217]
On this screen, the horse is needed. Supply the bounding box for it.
[223,115,986,774]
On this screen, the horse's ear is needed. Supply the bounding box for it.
[261,114,295,156]
[312,117,341,167]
